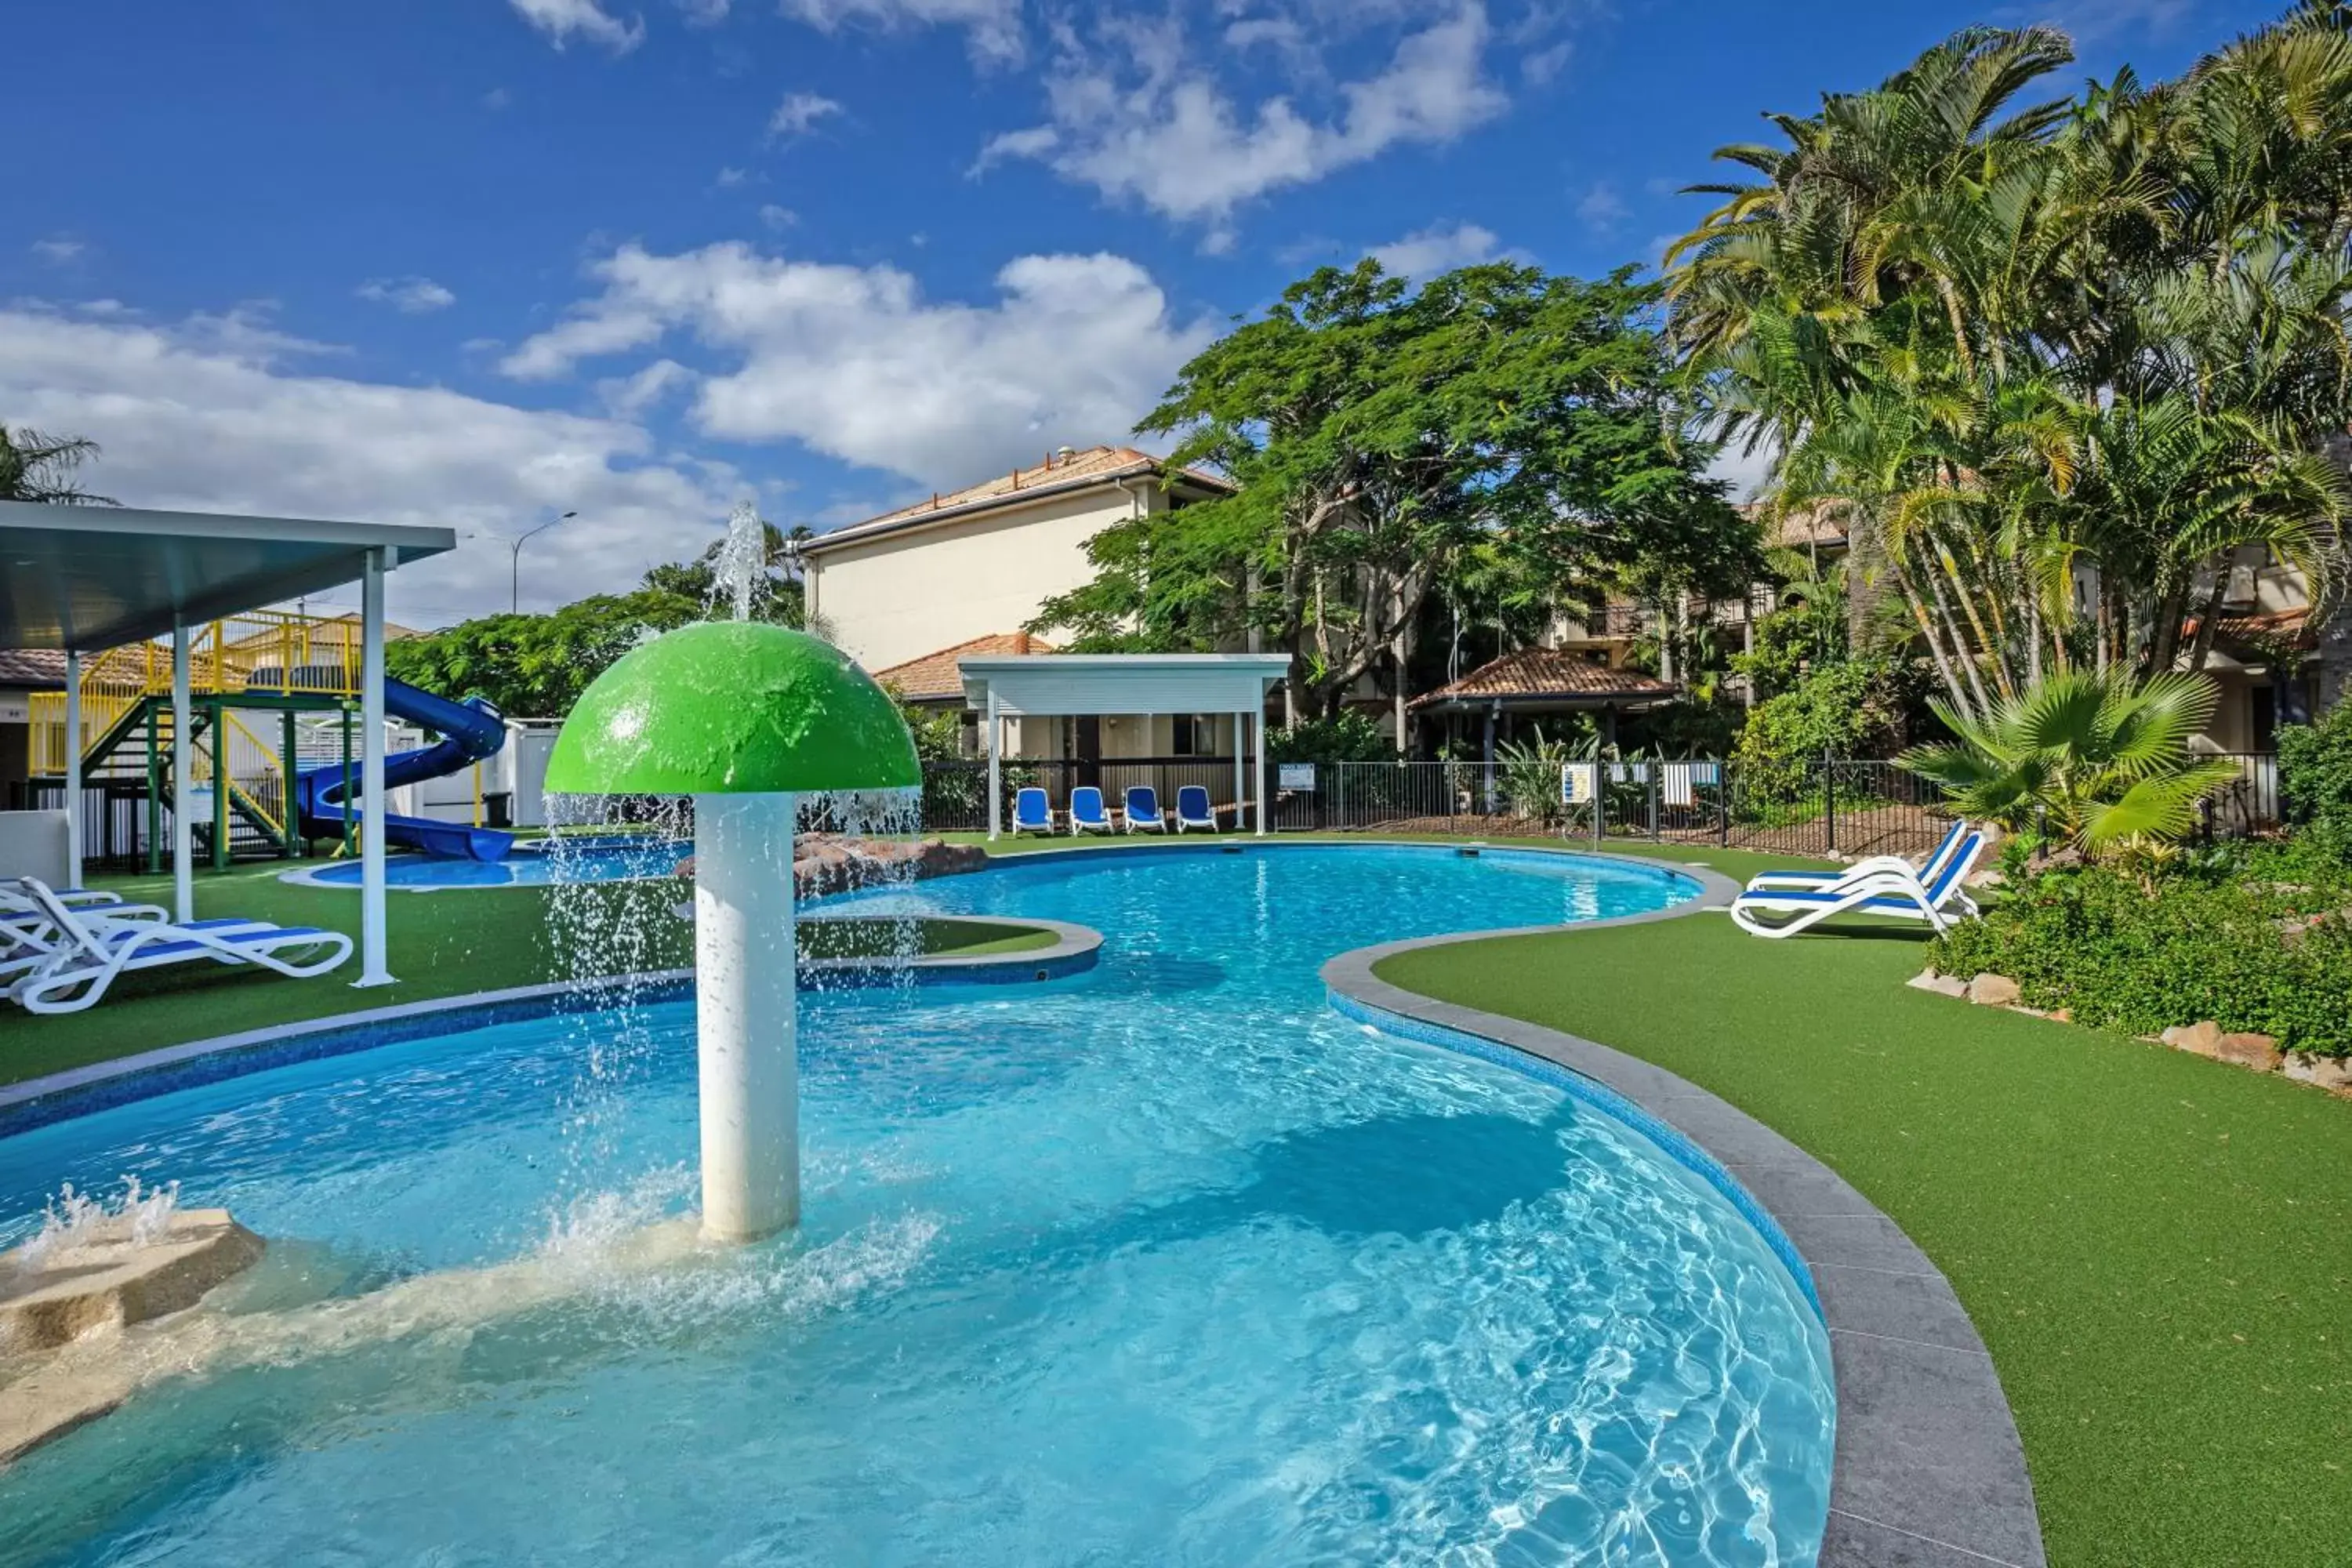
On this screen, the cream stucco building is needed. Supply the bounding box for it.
[804,445,1250,773]
[803,446,1232,675]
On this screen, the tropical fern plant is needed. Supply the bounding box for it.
[1898,669,2242,853]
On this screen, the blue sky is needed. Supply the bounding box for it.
[0,0,2278,625]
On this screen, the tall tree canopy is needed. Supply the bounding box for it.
[1667,6,2352,725]
[1033,261,1755,725]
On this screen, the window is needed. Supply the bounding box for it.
[1171,714,1219,757]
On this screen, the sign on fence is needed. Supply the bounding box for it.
[1560,762,1597,805]
[1277,763,1317,791]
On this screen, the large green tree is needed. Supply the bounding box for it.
[1033,261,1755,732]
[1667,9,2352,727]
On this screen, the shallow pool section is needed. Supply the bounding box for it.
[292,833,689,888]
[2,845,1833,1566]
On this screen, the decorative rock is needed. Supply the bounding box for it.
[0,1210,263,1356]
[1966,973,2022,1007]
[2216,1033,2284,1073]
[2285,1052,2352,1093]
[1907,970,1969,998]
[2161,1021,2225,1058]
[2049,1008,2073,1025]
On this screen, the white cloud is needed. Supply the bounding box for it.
[501,241,1214,488]
[1575,180,1627,230]
[1370,221,1501,277]
[0,301,731,624]
[768,92,844,140]
[759,204,798,230]
[599,357,697,417]
[985,3,1507,235]
[356,276,458,314]
[483,86,514,111]
[507,0,644,53]
[31,236,85,265]
[675,0,730,22]
[714,165,750,187]
[779,0,1023,64]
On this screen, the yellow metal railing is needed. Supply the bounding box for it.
[29,611,363,775]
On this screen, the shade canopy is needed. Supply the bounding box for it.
[546,622,920,796]
[959,653,1292,717]
[0,499,453,652]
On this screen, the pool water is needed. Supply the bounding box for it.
[0,845,1833,1566]
[297,833,689,888]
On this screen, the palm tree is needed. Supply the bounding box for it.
[1899,668,2244,853]
[0,426,114,505]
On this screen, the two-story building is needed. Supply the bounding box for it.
[805,445,1249,768]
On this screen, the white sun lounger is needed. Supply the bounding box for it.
[1730,832,1986,938]
[7,878,352,1015]
[1123,785,1167,833]
[1743,818,1979,916]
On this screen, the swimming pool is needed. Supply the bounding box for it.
[1,844,1833,1566]
[291,833,690,888]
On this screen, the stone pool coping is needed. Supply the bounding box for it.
[1319,859,2047,1568]
[0,920,1100,1136]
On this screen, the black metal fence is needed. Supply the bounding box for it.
[921,750,2286,854]
[1265,757,1959,858]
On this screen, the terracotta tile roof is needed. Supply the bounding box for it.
[1411,646,1679,710]
[873,631,1054,702]
[2190,604,2316,652]
[0,648,69,688]
[808,445,1234,554]
[1744,501,1848,550]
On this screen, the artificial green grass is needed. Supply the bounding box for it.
[0,860,1051,1084]
[800,914,1059,959]
[1374,911,2352,1568]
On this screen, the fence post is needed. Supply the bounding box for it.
[1647,764,1660,840]
[1718,758,1730,848]
[1822,750,1838,857]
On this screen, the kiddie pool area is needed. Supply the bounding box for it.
[0,843,1834,1566]
[285,833,691,889]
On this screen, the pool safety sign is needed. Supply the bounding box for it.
[1559,762,1598,805]
[1278,763,1317,791]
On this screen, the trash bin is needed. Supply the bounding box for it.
[485,792,514,829]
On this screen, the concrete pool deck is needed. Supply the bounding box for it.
[1319,858,2047,1568]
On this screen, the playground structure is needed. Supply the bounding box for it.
[27,611,515,869]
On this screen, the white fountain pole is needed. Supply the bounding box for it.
[693,789,800,1242]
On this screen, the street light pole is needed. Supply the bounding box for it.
[510,510,577,613]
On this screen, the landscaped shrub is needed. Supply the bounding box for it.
[1930,855,2352,1056]
[1733,658,1911,807]
[2278,703,2352,858]
[1268,710,1391,764]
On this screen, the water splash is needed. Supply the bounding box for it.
[711,500,768,623]
[13,1176,180,1269]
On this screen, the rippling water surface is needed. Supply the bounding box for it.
[0,844,1832,1566]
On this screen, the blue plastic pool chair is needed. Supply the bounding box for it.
[1123,785,1166,833]
[1069,786,1115,835]
[1011,787,1054,836]
[1730,833,1985,938]
[1174,786,1217,833]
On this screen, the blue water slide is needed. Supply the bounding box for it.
[273,678,516,862]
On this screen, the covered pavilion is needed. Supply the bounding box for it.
[0,498,456,986]
[956,653,1292,839]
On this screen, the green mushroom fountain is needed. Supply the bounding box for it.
[544,619,919,1243]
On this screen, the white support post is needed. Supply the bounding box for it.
[695,790,800,1242]
[171,621,193,924]
[1252,706,1268,837]
[1232,712,1246,831]
[985,688,1002,841]
[63,650,82,890]
[356,546,394,987]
